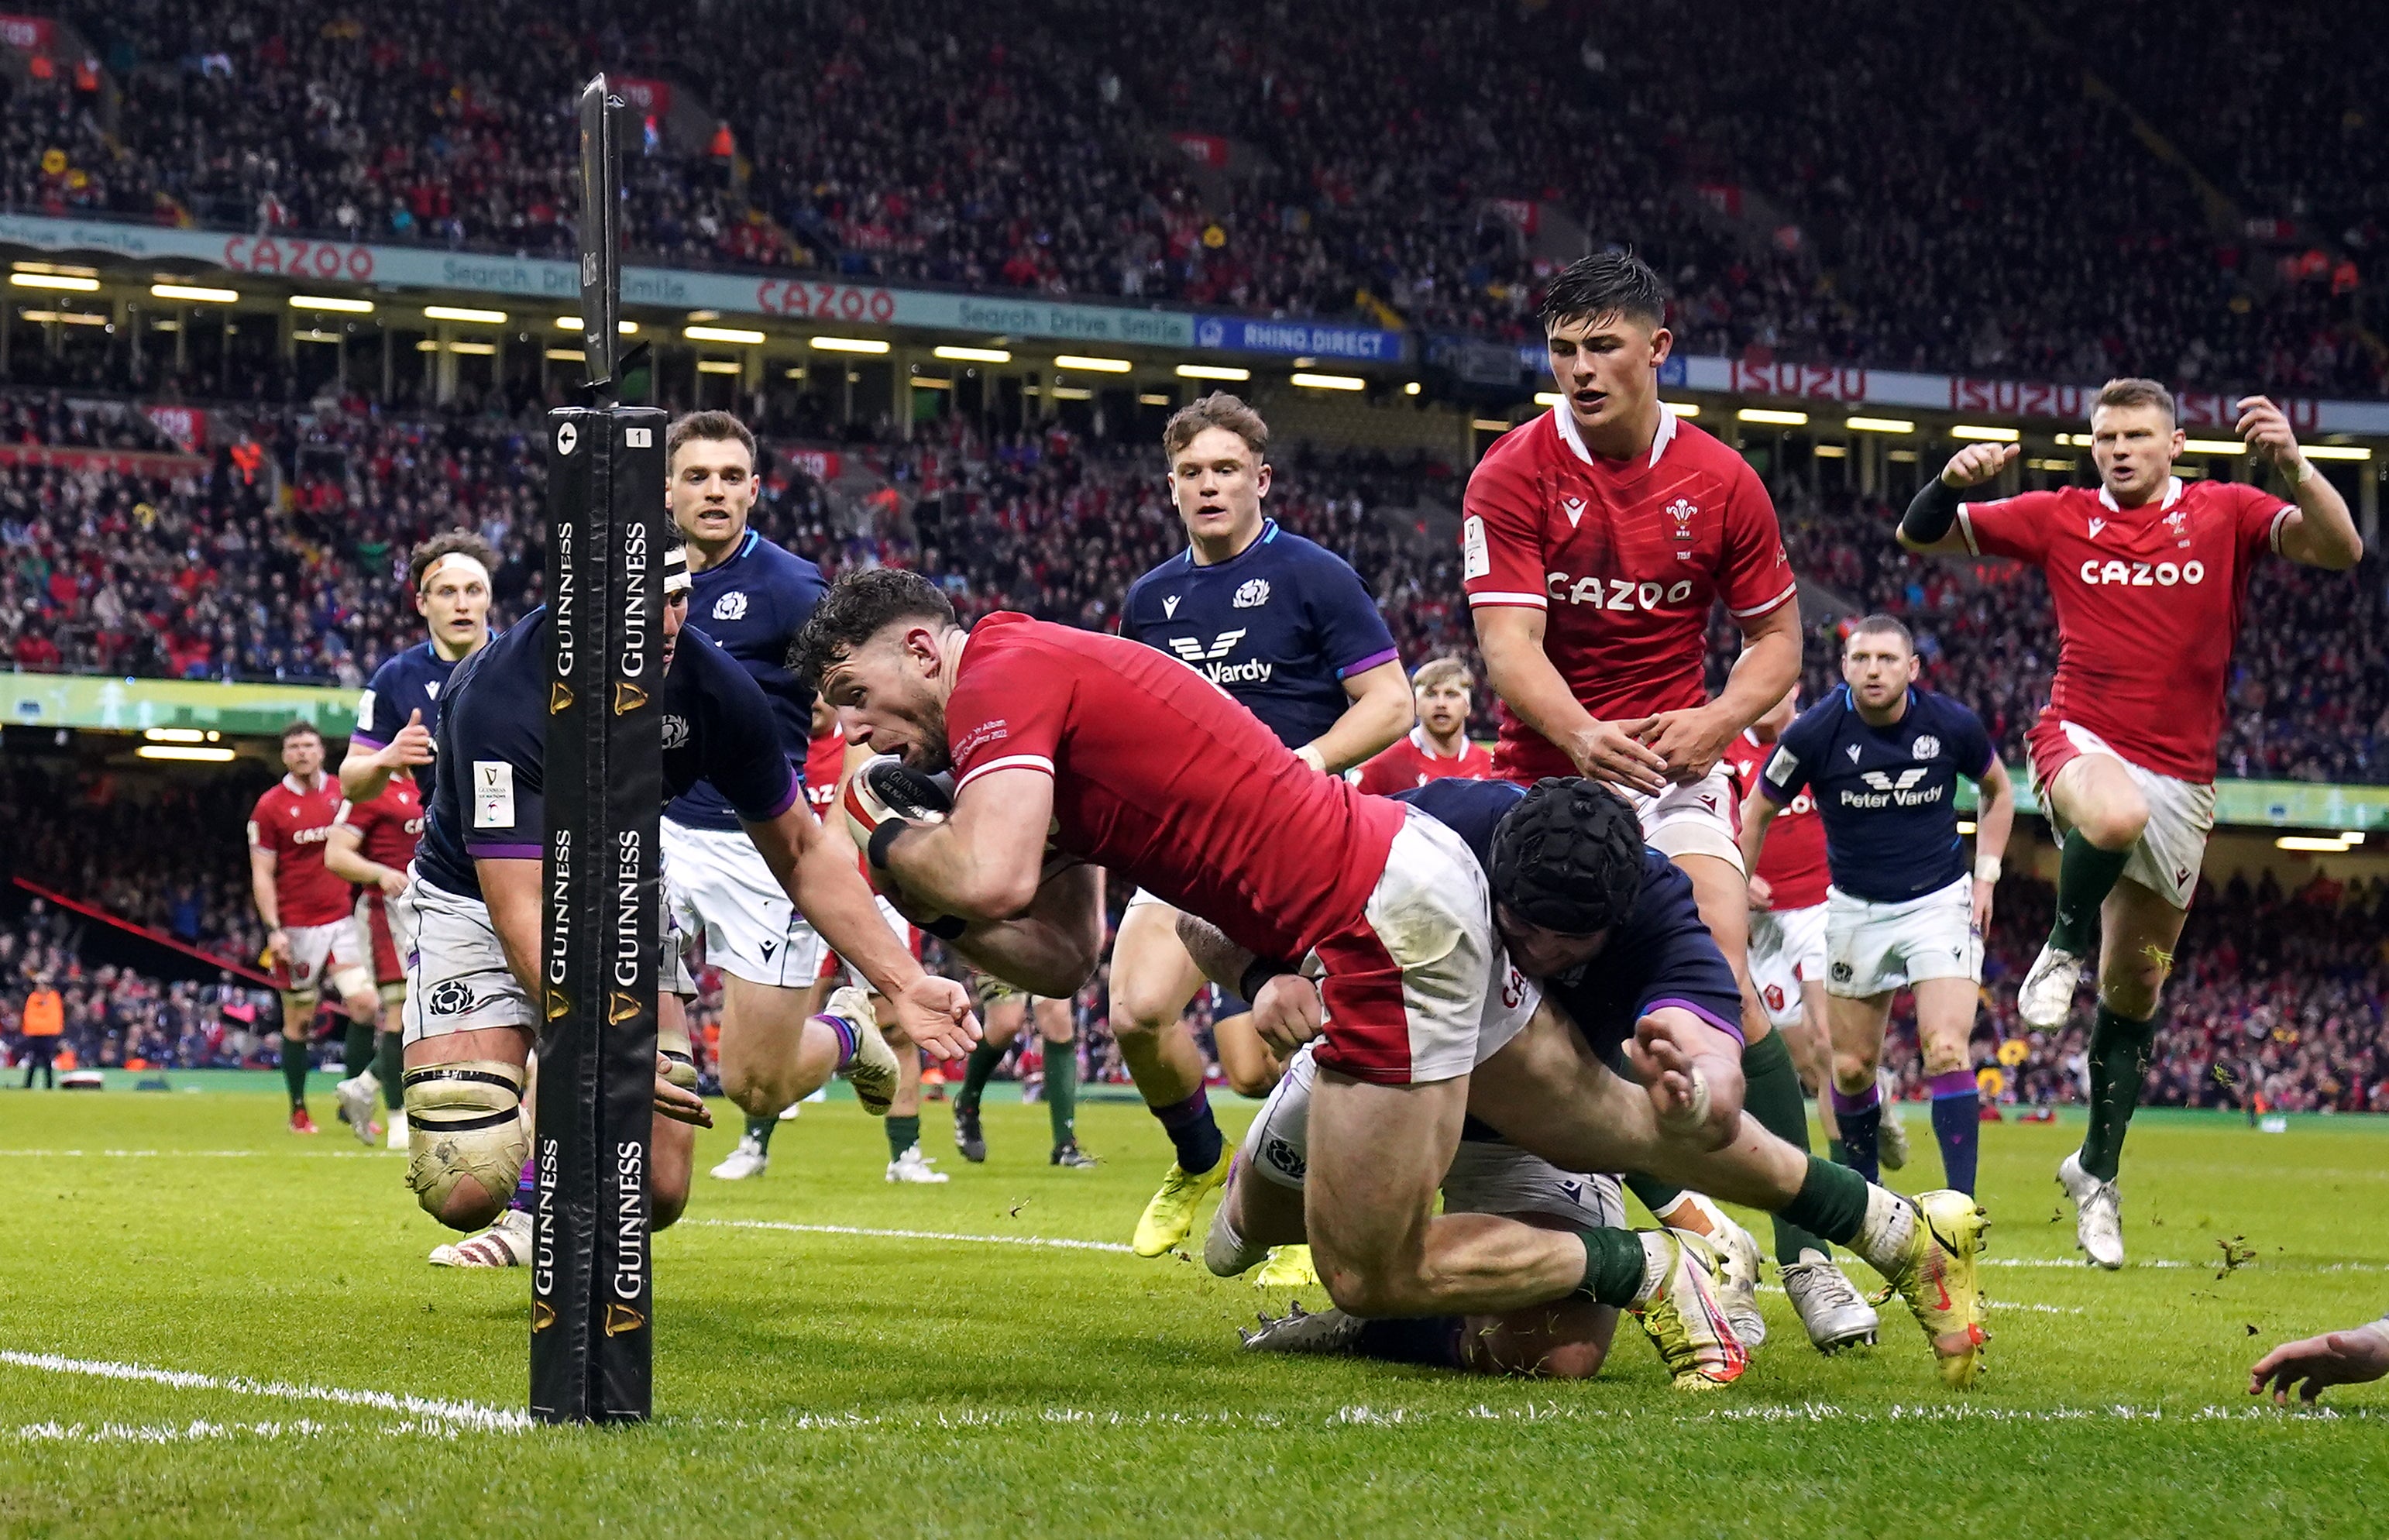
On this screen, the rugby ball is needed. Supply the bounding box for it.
[841,754,956,853]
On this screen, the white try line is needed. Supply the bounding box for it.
[689,1218,1136,1254]
[0,1351,529,1433]
[0,1149,391,1159]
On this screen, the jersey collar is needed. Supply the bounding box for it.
[1408,724,1468,761]
[281,772,325,796]
[1182,517,1277,569]
[1551,402,1678,469]
[2097,476,2184,514]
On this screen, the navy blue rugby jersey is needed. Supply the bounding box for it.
[1760,686,1995,904]
[665,529,827,832]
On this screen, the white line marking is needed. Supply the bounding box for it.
[0,1352,528,1432]
[690,1218,1134,1253]
[0,1149,393,1159]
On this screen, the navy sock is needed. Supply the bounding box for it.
[1150,1089,1223,1174]
[1832,1081,1881,1184]
[1353,1315,1465,1368]
[1927,1069,1981,1195]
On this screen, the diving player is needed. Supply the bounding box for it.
[394,537,973,1239]
[1110,394,1412,1257]
[1896,379,2360,1267]
[1741,617,2015,1196]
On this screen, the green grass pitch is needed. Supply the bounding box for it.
[1,1082,2382,1538]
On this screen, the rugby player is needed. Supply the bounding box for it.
[655,411,844,1184]
[1463,250,1834,1285]
[1741,617,2014,1198]
[248,721,379,1133]
[952,976,1094,1169]
[394,537,973,1238]
[2250,1317,2389,1405]
[325,768,424,1147]
[1350,656,1497,793]
[1897,379,2361,1267]
[1110,394,1411,1257]
[802,571,1989,1388]
[335,530,500,1142]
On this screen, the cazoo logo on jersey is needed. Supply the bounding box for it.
[1546,572,1698,610]
[1167,630,1271,684]
[2078,558,2205,587]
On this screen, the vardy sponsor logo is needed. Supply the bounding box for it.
[1202,658,1274,686]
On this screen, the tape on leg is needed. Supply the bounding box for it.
[656,1009,697,1091]
[403,1060,528,1222]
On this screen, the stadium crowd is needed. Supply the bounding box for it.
[22,0,2379,395]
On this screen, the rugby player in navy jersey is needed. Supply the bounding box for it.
[1741,616,2015,1196]
[332,530,499,1150]
[653,411,839,1182]
[1111,394,1413,1260]
[392,535,975,1240]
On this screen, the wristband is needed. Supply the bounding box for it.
[1975,855,2002,882]
[1239,957,1293,1003]
[922,915,966,942]
[1899,478,1964,545]
[865,819,906,870]
[1293,744,1326,775]
[2287,454,2315,486]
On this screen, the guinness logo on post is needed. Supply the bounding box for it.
[550,682,574,713]
[603,1303,646,1337]
[545,988,572,1021]
[531,1300,557,1332]
[607,991,643,1024]
[613,681,648,714]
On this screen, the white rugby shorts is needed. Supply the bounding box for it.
[662,816,827,990]
[394,876,538,1045]
[1244,1042,1620,1228]
[280,916,369,1002]
[2029,720,2216,911]
[1625,765,1743,873]
[1824,875,1980,999]
[1748,900,1826,1030]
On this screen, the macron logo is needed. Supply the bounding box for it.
[2088,517,2107,539]
[1162,595,1181,619]
[1560,496,1587,529]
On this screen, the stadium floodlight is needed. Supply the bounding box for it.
[149,283,238,303]
[684,325,765,345]
[810,335,890,353]
[1662,401,1701,418]
[1956,820,1977,834]
[1534,392,1563,407]
[1055,354,1133,373]
[136,744,236,763]
[1291,372,1366,391]
[143,727,207,743]
[546,348,586,362]
[290,294,373,314]
[424,304,507,325]
[447,341,497,356]
[2183,438,2249,455]
[10,260,95,276]
[555,316,638,334]
[2276,834,2354,853]
[19,311,108,326]
[1738,407,1809,426]
[1950,425,2019,441]
[2303,445,2372,461]
[1473,418,1514,431]
[934,345,1012,363]
[1813,444,1848,458]
[696,359,741,374]
[1176,363,1250,381]
[1137,393,1170,406]
[13,272,99,292]
[1403,381,1421,396]
[1050,386,1094,400]
[1845,416,1914,434]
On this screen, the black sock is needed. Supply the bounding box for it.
[281,1035,310,1109]
[1150,1089,1223,1174]
[2081,1003,2158,1181]
[886,1114,921,1161]
[1623,1172,1684,1218]
[745,1114,776,1156]
[374,1030,403,1115]
[2050,832,2130,954]
[1743,1030,1834,1262]
[1776,1156,1872,1248]
[1352,1316,1465,1368]
[342,1018,374,1079]
[956,1041,1004,1113]
[1570,1226,1651,1308]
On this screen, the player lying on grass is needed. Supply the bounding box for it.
[1897,379,2361,1268]
[395,535,975,1237]
[1189,777,1985,1383]
[801,572,1989,1389]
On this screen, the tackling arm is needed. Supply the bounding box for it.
[875,766,1054,921]
[944,863,1106,1000]
[1300,658,1413,775]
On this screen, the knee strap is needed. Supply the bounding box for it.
[656,1010,698,1091]
[404,1060,529,1222]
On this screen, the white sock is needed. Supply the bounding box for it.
[1632,1232,1674,1307]
[1849,1184,1916,1275]
[1204,1208,1270,1279]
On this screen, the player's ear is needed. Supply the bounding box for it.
[1253,459,1270,499]
[1646,325,1673,367]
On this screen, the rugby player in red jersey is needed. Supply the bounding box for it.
[801,569,1995,1389]
[325,771,425,1146]
[1352,656,1497,795]
[1463,250,1844,1323]
[1898,377,2361,1268]
[248,721,382,1133]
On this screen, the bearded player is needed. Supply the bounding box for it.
[806,570,1990,1390]
[1464,250,1839,1325]
[1898,379,2360,1268]
[1110,394,1412,1258]
[335,529,500,1140]
[248,721,380,1133]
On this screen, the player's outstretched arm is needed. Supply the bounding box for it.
[2249,1319,2389,1405]
[1474,606,1668,792]
[1301,658,1413,775]
[2239,396,2363,571]
[1897,445,2019,555]
[339,708,431,803]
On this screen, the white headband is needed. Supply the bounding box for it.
[421,552,493,591]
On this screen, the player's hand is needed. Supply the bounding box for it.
[264,928,291,969]
[1625,1012,1745,1150]
[2248,1322,2389,1406]
[382,709,435,768]
[653,1056,713,1128]
[1565,717,1669,795]
[2236,396,2303,473]
[1747,874,1775,912]
[1939,442,2019,488]
[1251,973,1325,1056]
[1971,877,1995,933]
[1636,705,1737,785]
[885,973,980,1061]
[376,867,408,899]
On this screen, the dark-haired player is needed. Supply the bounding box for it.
[392,538,973,1243]
[1110,393,1412,1258]
[1464,249,1827,1298]
[332,529,500,1143]
[249,721,380,1133]
[1898,380,2360,1267]
[802,569,1989,1388]
[1741,616,2014,1201]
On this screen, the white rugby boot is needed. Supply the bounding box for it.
[886,1144,950,1184]
[1779,1253,1880,1353]
[332,1070,381,1147]
[2057,1150,2126,1269]
[2017,943,2086,1029]
[710,1135,768,1181]
[828,985,900,1116]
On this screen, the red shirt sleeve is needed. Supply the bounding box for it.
[1461,449,1547,613]
[2226,481,2298,561]
[1718,459,1797,619]
[247,793,280,855]
[1957,490,2060,564]
[1353,744,1404,796]
[947,637,1071,796]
